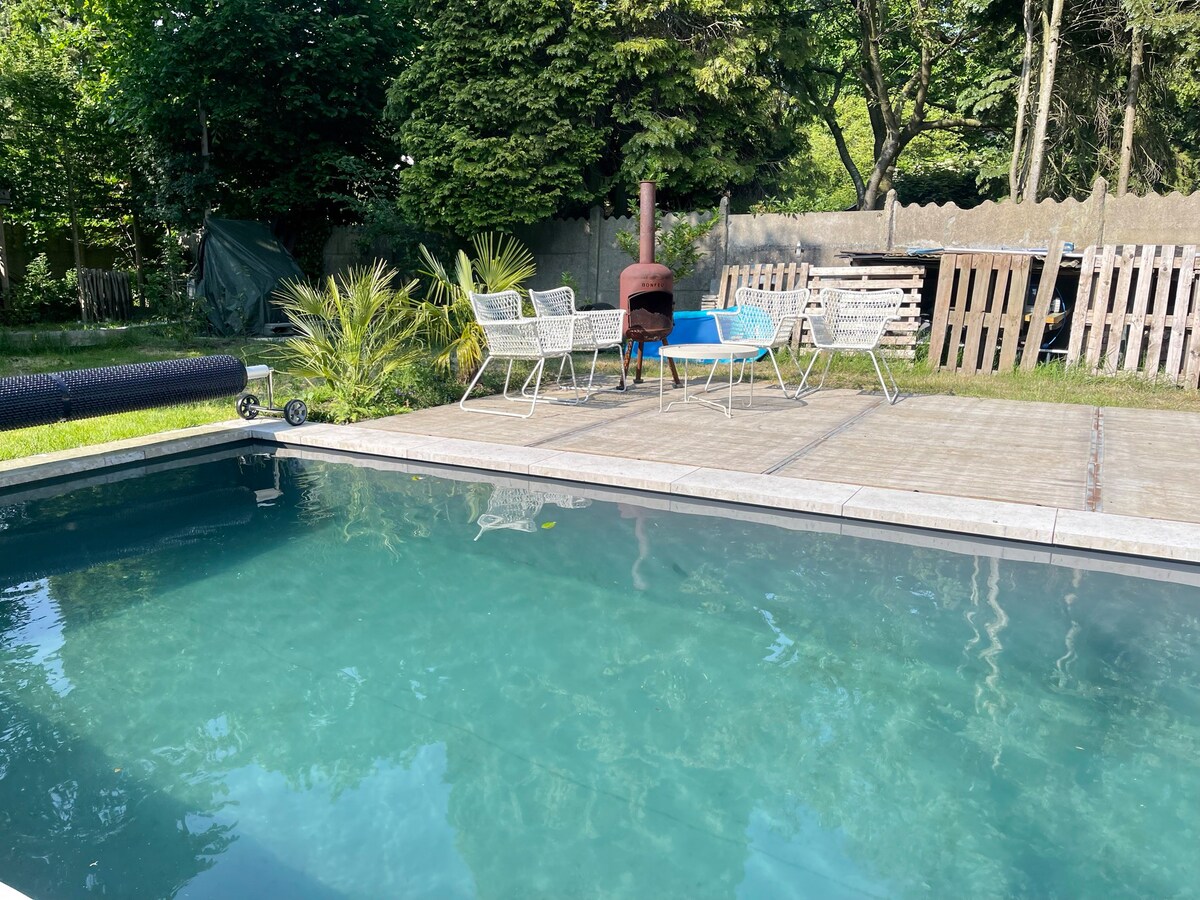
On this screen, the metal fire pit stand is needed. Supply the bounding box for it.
[659,343,759,418]
[625,338,681,386]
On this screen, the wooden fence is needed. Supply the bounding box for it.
[80,268,134,321]
[928,243,1200,383]
[1067,245,1200,385]
[706,262,924,357]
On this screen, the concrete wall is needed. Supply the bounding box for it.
[322,180,1200,311]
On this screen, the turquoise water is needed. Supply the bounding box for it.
[2,451,1199,899]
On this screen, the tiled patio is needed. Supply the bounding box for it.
[4,380,1199,563]
[357,383,1198,525]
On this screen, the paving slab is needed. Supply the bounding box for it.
[671,468,859,517]
[1098,407,1200,522]
[529,451,698,492]
[1053,508,1200,564]
[843,485,1060,544]
[544,389,880,472]
[777,395,1092,508]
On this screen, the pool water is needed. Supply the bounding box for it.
[2,451,1199,899]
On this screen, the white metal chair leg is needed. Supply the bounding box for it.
[460,354,496,412]
[869,350,900,404]
[795,350,822,398]
[817,352,834,389]
[766,348,787,393]
[461,357,547,418]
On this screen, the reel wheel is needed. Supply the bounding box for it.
[236,394,260,420]
[284,399,308,426]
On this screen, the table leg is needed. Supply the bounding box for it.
[725,355,734,417]
[659,353,664,411]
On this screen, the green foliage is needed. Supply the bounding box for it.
[96,0,412,228]
[615,208,720,279]
[403,233,537,381]
[385,0,807,233]
[0,255,79,325]
[0,0,131,257]
[274,263,418,424]
[143,239,203,340]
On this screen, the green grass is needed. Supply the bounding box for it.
[0,400,237,460]
[597,351,1200,412]
[0,329,290,462]
[4,327,1200,464]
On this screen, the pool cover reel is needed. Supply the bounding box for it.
[0,355,305,431]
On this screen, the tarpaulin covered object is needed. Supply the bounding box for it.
[195,218,304,335]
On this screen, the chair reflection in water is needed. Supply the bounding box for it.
[474,487,592,540]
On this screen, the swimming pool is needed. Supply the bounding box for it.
[2,448,1198,898]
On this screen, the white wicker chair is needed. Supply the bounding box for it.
[529,287,627,399]
[707,287,808,393]
[459,290,578,418]
[797,288,904,404]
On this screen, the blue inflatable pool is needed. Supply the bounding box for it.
[636,309,766,360]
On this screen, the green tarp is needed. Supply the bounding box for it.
[195,218,304,336]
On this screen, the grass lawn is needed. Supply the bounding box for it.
[3,328,1200,464]
[0,331,292,462]
[597,351,1200,411]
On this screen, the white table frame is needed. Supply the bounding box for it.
[659,343,760,417]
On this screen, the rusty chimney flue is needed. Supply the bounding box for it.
[639,180,656,264]
[618,179,678,385]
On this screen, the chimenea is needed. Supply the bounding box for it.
[619,181,680,385]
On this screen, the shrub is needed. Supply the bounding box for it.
[403,232,537,382]
[275,262,418,423]
[1,255,79,325]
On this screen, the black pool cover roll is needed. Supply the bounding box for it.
[0,355,248,431]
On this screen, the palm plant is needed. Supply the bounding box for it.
[404,232,537,382]
[275,262,418,423]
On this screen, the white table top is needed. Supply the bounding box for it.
[658,342,759,361]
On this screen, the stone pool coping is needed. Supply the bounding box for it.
[3,418,1200,566]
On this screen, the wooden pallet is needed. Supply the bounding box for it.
[929,254,1033,374]
[707,262,809,308]
[708,263,924,356]
[1066,244,1200,384]
[81,269,134,321]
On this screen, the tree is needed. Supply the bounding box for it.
[0,0,128,316]
[96,0,413,235]
[386,0,617,234]
[1010,0,1200,200]
[800,0,1015,210]
[385,0,808,233]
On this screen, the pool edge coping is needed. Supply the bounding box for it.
[2,419,1198,566]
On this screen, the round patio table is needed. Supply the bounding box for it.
[659,342,759,418]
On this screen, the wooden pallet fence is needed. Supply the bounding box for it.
[707,262,809,308]
[708,262,924,357]
[928,254,1033,374]
[81,269,134,321]
[1066,244,1200,384]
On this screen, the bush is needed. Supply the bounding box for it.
[1,255,79,325]
[404,232,537,382]
[274,262,418,423]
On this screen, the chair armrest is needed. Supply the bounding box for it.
[709,309,739,343]
[804,312,836,347]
